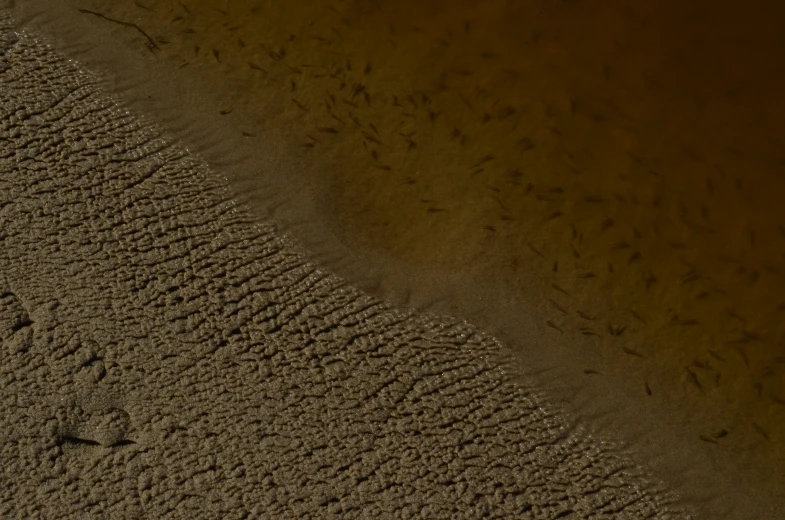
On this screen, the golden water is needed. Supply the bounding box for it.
[67,0,785,503]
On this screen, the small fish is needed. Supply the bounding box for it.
[549,299,567,314]
[630,309,647,324]
[577,310,595,321]
[685,367,703,391]
[752,422,770,441]
[528,243,545,259]
[546,320,563,333]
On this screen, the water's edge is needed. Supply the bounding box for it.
[11,0,781,517]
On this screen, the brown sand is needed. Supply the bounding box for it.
[2,0,784,518]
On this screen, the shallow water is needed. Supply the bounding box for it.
[56,0,785,511]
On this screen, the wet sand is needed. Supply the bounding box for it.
[2,0,784,517]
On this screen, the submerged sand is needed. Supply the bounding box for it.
[1,0,783,518]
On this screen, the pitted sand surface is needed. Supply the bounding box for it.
[0,10,691,519]
[3,0,785,518]
[38,3,785,500]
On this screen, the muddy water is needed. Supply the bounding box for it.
[66,0,785,506]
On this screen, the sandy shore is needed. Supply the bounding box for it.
[1,0,783,518]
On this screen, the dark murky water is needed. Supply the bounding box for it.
[66,0,785,504]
